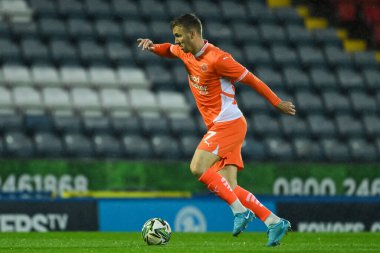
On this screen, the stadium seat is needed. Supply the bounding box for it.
[362,115,380,138]
[111,0,139,19]
[38,18,67,39]
[78,40,107,65]
[151,135,181,159]
[324,46,353,68]
[129,89,159,113]
[57,0,83,17]
[171,64,189,90]
[149,20,173,42]
[264,137,294,161]
[24,110,53,133]
[0,87,13,109]
[335,114,364,138]
[94,19,122,41]
[179,135,199,159]
[3,131,35,157]
[0,22,9,37]
[60,66,89,87]
[31,65,60,86]
[0,39,21,64]
[63,133,94,157]
[271,45,299,67]
[307,114,336,137]
[321,91,351,114]
[246,2,276,23]
[205,21,233,44]
[231,23,260,44]
[109,111,141,135]
[336,68,365,91]
[116,67,150,89]
[349,91,377,114]
[352,51,378,69]
[144,65,174,91]
[279,115,308,137]
[67,18,94,39]
[243,45,272,67]
[348,138,378,161]
[123,19,150,43]
[362,69,380,91]
[13,86,43,109]
[193,0,222,21]
[10,22,37,39]
[237,87,270,113]
[168,114,198,137]
[320,138,350,162]
[275,8,303,25]
[295,91,324,114]
[88,66,118,87]
[165,0,192,18]
[251,114,281,137]
[313,28,341,47]
[298,46,326,67]
[242,138,268,161]
[33,132,64,157]
[220,0,247,21]
[42,87,72,110]
[99,88,130,111]
[81,111,111,134]
[283,68,310,91]
[259,24,287,45]
[285,24,313,45]
[2,64,32,85]
[157,91,190,115]
[49,39,78,65]
[105,41,134,66]
[29,0,57,17]
[122,134,153,159]
[52,110,82,133]
[255,67,283,90]
[309,68,339,91]
[293,138,323,161]
[0,109,23,131]
[92,133,123,158]
[140,112,170,136]
[83,0,112,18]
[71,87,100,110]
[139,0,168,20]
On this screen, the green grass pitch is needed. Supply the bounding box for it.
[0,232,379,253]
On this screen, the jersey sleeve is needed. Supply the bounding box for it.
[153,43,182,58]
[214,53,248,83]
[241,72,281,106]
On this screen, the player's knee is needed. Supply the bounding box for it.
[189,161,206,178]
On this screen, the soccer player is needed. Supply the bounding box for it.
[137,13,295,246]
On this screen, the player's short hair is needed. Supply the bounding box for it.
[170,13,202,36]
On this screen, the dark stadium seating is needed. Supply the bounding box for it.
[0,0,377,162]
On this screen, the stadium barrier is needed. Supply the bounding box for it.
[1,195,378,233]
[0,160,379,196]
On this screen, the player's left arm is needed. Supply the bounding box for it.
[215,54,296,116]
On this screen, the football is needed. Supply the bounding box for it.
[141,218,172,245]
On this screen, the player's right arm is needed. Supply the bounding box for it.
[137,38,177,58]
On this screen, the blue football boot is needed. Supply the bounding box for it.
[232,209,255,236]
[266,218,291,247]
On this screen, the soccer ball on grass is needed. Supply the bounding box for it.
[141,218,172,245]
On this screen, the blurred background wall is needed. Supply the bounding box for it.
[0,0,379,233]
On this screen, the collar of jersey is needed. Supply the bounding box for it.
[195,40,209,58]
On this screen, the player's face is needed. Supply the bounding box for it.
[172,25,193,53]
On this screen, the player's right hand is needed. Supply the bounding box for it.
[137,38,155,51]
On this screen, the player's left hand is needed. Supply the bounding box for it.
[276,101,296,116]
